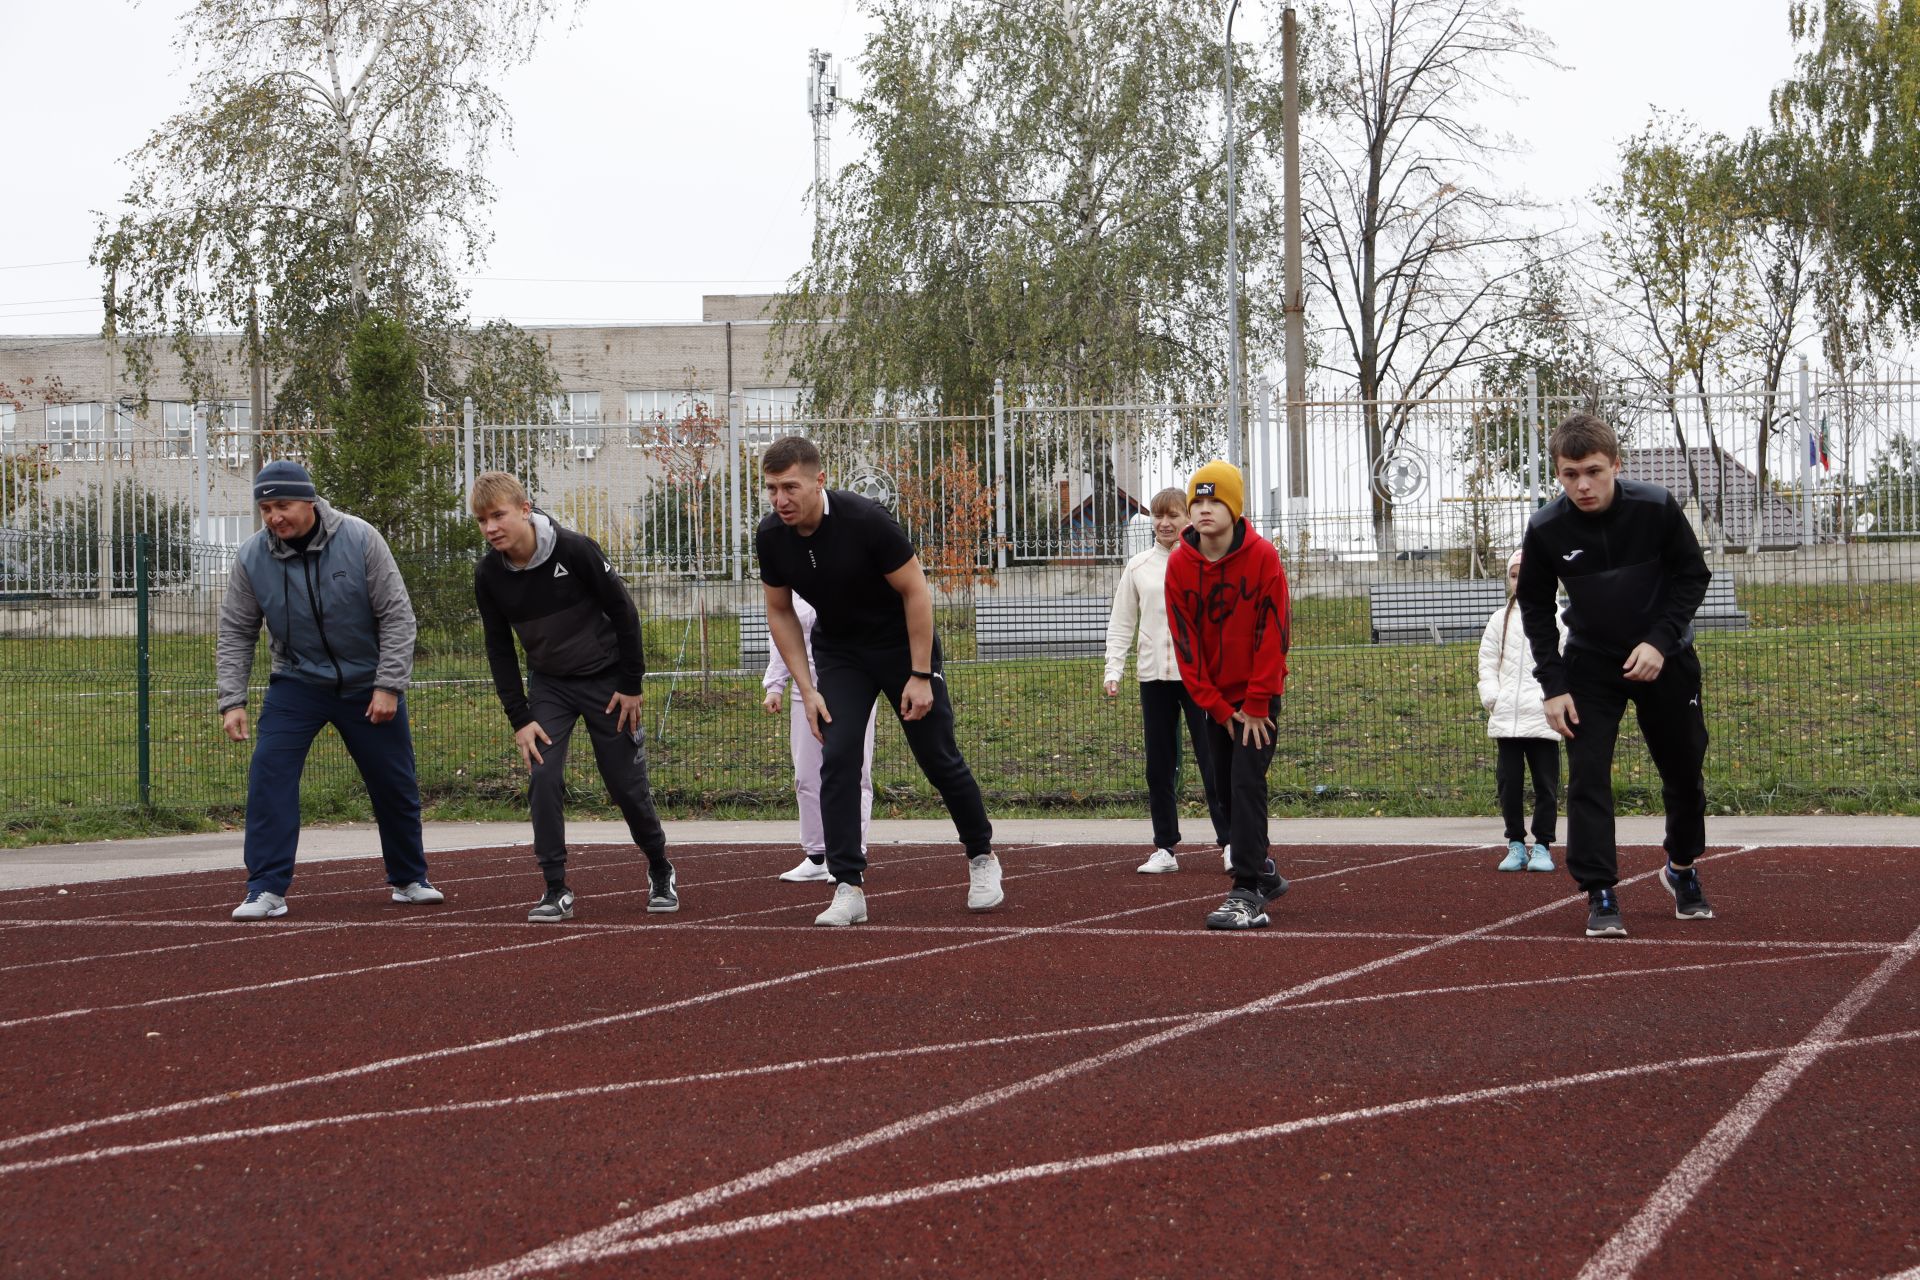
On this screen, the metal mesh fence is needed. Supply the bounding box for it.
[3,372,1918,831]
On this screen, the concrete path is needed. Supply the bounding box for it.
[3,815,1916,890]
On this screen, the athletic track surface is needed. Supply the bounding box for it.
[2,837,1916,1277]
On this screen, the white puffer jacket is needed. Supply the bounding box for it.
[1103,543,1183,683]
[1476,600,1566,740]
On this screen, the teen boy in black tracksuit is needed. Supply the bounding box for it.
[472,471,676,922]
[1516,413,1714,938]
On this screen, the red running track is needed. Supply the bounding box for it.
[0,838,1915,1277]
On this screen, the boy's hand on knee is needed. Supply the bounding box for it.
[1232,710,1274,749]
[1545,694,1578,739]
[1621,642,1665,682]
[604,690,644,734]
[515,721,551,769]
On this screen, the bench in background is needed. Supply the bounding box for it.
[1367,575,1747,644]
[975,596,1112,659]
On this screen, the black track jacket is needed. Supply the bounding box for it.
[1515,478,1710,699]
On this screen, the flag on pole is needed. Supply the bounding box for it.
[1808,416,1834,471]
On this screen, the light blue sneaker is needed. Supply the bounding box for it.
[1526,843,1555,872]
[1498,840,1528,872]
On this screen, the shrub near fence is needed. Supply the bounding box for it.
[1,533,1916,841]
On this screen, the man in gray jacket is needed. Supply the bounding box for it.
[216,460,441,919]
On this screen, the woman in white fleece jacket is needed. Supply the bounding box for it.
[1103,488,1232,873]
[1477,548,1567,873]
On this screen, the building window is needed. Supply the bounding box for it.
[627,389,719,446]
[158,401,195,457]
[195,514,249,548]
[549,392,604,455]
[741,387,808,439]
[45,403,128,460]
[0,403,14,446]
[192,401,252,467]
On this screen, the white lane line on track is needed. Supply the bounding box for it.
[0,844,1476,1157]
[1575,914,1920,1280]
[0,844,1088,976]
[442,846,1761,1280]
[4,838,847,923]
[1,918,1901,954]
[0,947,1860,1174]
[0,843,1057,973]
[541,1025,1920,1266]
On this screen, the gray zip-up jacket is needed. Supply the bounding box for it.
[216,499,417,711]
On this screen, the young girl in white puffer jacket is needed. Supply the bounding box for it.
[1477,548,1567,872]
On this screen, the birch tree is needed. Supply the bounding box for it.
[93,0,570,427]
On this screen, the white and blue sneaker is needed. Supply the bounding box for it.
[391,881,444,904]
[1498,840,1528,872]
[1526,844,1555,873]
[232,890,287,920]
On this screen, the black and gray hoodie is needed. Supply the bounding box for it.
[473,510,645,729]
[215,498,417,711]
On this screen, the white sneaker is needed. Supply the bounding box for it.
[779,857,831,883]
[390,881,445,904]
[967,853,1004,911]
[232,890,287,920]
[1136,849,1180,874]
[814,882,867,926]
[1222,843,1233,873]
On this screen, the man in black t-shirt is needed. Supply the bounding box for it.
[472,471,677,923]
[756,436,1001,926]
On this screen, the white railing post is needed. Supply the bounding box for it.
[1798,355,1814,546]
[993,378,1008,570]
[728,389,743,581]
[1525,367,1540,509]
[461,396,476,502]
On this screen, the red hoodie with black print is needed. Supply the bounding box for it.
[1164,519,1290,723]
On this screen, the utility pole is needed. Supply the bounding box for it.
[1282,6,1308,499]
[1223,1,1245,467]
[807,49,840,255]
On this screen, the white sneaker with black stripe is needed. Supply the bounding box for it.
[527,886,575,922]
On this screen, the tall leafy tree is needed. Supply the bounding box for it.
[776,0,1286,416]
[1774,0,1920,330]
[92,0,570,428]
[1595,114,1754,542]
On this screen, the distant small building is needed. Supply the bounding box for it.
[1623,446,1808,547]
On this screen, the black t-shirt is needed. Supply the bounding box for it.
[756,490,917,654]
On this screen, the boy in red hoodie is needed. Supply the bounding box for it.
[1166,460,1292,929]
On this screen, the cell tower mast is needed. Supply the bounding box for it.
[807,48,840,250]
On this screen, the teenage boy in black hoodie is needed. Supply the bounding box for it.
[1516,414,1714,938]
[472,471,676,922]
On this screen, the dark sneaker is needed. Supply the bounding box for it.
[1660,863,1714,919]
[1206,888,1272,931]
[1586,888,1626,938]
[647,861,679,914]
[1256,861,1289,908]
[527,886,575,923]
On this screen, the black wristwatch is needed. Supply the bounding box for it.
[909,669,934,680]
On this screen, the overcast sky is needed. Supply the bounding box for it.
[2,0,1804,348]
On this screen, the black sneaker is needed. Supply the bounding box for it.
[1660,863,1714,919]
[647,861,679,914]
[528,886,575,923]
[1256,858,1289,905]
[1586,888,1626,938]
[1206,888,1272,931]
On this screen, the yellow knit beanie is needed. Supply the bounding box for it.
[1187,460,1244,523]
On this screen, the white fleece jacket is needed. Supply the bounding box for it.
[1477,600,1566,740]
[1103,543,1183,684]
